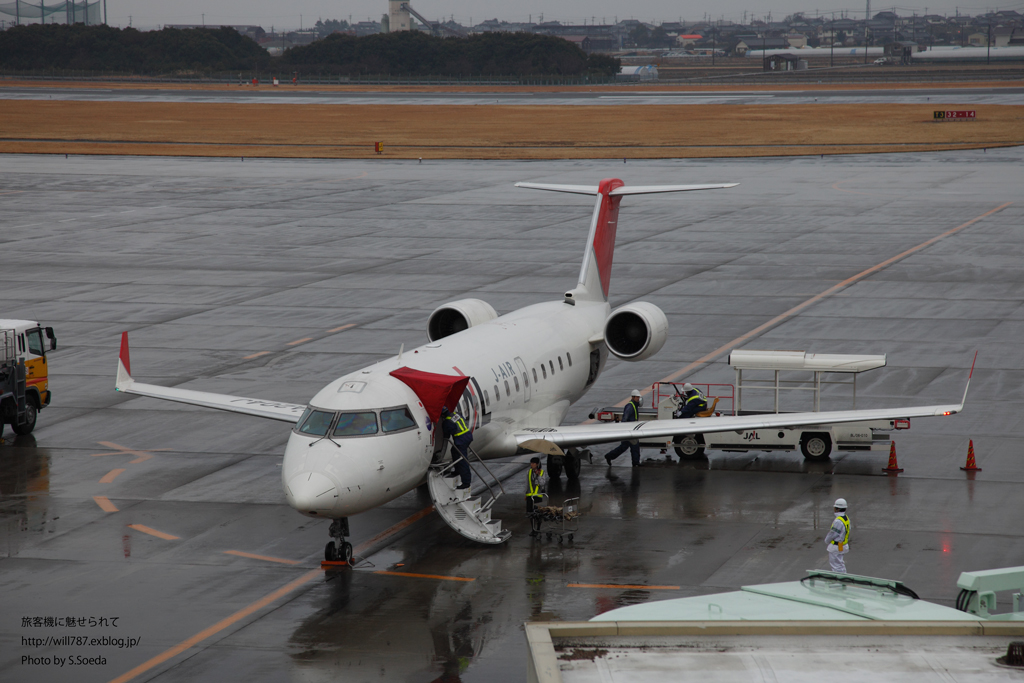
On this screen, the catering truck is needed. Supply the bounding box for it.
[1,319,56,436]
[594,350,908,462]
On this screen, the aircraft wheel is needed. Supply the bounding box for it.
[11,402,37,435]
[801,433,832,461]
[673,433,705,459]
[325,541,338,562]
[565,454,582,481]
[546,454,562,479]
[340,542,354,564]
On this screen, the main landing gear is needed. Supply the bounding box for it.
[325,517,353,564]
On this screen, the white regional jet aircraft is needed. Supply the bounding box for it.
[114,179,971,560]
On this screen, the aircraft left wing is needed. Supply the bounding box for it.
[515,361,974,451]
[114,332,306,423]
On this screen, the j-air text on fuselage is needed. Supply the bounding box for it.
[113,178,972,557]
[1,319,57,438]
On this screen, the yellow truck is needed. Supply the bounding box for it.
[1,319,56,436]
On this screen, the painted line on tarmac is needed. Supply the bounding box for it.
[107,503,439,683]
[99,468,126,483]
[327,323,357,333]
[93,496,118,512]
[373,570,474,582]
[568,583,681,590]
[286,337,313,346]
[224,550,300,565]
[91,441,170,464]
[242,351,271,360]
[127,524,180,541]
[604,200,1014,410]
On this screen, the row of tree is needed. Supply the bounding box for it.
[0,24,619,77]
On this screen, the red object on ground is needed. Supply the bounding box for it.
[882,440,904,473]
[961,439,982,471]
[390,367,470,423]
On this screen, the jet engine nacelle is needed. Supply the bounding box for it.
[604,301,669,362]
[427,299,499,342]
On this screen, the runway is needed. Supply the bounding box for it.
[1,150,1023,682]
[0,84,1022,105]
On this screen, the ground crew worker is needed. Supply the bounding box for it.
[824,498,851,573]
[441,406,473,490]
[526,457,547,536]
[674,383,708,419]
[604,389,643,467]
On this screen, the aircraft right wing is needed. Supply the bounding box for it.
[114,333,306,423]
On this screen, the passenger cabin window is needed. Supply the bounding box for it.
[298,410,333,436]
[514,376,520,392]
[504,380,511,397]
[381,406,417,433]
[26,329,44,356]
[334,412,378,436]
[558,356,564,371]
[566,352,572,367]
[549,360,555,374]
[494,385,500,401]
[541,365,547,379]
[484,389,490,407]
[532,368,538,383]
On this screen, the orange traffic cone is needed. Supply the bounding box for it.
[960,439,982,471]
[882,441,904,473]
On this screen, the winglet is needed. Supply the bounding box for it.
[116,332,133,391]
[959,351,977,411]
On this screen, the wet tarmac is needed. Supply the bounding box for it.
[1,149,1023,682]
[1,85,1022,105]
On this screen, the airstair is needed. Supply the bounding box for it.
[427,443,511,544]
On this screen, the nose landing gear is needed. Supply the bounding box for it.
[324,517,353,564]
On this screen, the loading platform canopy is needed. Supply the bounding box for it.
[728,350,887,373]
[727,350,887,413]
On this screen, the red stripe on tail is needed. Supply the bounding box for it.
[592,178,625,299]
[119,332,131,376]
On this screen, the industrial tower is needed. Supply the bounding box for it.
[388,0,411,32]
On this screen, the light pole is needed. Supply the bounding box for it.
[830,14,835,67]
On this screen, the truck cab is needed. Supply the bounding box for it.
[1,319,56,436]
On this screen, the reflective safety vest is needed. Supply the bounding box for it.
[445,413,469,437]
[831,515,851,547]
[526,467,545,497]
[685,393,705,406]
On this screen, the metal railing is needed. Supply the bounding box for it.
[438,439,505,511]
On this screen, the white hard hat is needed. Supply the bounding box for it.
[683,383,694,391]
[834,498,847,509]
[630,389,641,397]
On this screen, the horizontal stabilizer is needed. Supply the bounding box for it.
[514,182,738,196]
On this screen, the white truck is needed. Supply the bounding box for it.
[1,319,57,437]
[594,350,908,462]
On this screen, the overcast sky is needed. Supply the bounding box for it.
[99,0,1024,30]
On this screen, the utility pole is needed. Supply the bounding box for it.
[830,14,834,67]
[987,23,991,63]
[202,13,205,26]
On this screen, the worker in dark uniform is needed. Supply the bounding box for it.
[441,406,473,490]
[526,457,547,536]
[604,389,643,467]
[674,383,708,419]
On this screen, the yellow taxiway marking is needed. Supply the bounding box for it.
[127,524,180,541]
[224,550,300,566]
[93,496,118,513]
[374,570,474,582]
[327,323,357,333]
[286,337,313,346]
[604,200,1015,410]
[99,468,127,483]
[242,351,271,360]
[568,583,680,590]
[108,504,436,683]
[91,441,170,464]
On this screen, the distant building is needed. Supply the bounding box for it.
[164,24,266,41]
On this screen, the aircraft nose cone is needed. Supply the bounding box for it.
[286,471,337,515]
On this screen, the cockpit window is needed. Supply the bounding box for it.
[298,410,334,436]
[381,406,417,433]
[334,412,378,436]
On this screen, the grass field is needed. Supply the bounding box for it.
[0,97,1021,159]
